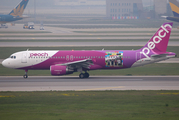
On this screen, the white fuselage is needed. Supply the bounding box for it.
[2,50,57,69]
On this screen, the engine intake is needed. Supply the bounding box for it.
[50,65,73,76]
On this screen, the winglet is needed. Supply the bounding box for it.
[9,0,29,17]
[141,22,173,54]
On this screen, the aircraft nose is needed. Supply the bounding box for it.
[2,59,9,68]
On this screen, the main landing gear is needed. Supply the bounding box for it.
[23,70,28,79]
[79,72,89,79]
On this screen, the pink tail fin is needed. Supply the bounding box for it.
[142,22,173,53]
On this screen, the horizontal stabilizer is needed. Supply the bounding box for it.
[161,16,168,18]
[151,54,168,58]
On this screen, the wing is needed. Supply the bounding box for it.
[56,59,93,69]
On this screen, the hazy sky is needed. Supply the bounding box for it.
[0,0,158,8]
[0,0,54,8]
[0,0,107,15]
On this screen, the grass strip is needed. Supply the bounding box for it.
[0,91,179,120]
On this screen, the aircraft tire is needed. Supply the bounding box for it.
[23,74,28,79]
[79,73,84,79]
[84,72,89,78]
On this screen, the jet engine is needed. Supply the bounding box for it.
[50,65,73,76]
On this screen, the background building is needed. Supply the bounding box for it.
[106,0,143,19]
[0,0,174,20]
[154,0,167,18]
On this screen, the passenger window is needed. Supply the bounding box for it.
[14,56,16,59]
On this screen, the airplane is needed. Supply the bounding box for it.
[0,0,29,25]
[162,0,179,22]
[2,22,176,79]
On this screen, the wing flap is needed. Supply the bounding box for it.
[56,59,93,69]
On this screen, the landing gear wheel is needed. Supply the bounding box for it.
[79,73,84,79]
[79,72,89,78]
[23,70,28,79]
[23,74,28,79]
[84,72,89,78]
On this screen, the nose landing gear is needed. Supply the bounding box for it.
[23,70,28,79]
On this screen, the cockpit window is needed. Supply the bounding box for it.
[9,56,16,59]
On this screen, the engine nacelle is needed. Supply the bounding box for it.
[50,65,73,76]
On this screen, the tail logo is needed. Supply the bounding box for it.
[141,23,172,59]
[148,24,172,50]
[10,4,25,17]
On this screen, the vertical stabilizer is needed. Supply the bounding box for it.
[9,0,29,17]
[141,23,173,54]
[132,23,175,68]
[169,0,179,17]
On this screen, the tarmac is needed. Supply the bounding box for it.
[0,76,179,91]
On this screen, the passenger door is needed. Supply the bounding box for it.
[21,52,27,63]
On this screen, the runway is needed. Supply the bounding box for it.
[0,76,179,91]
